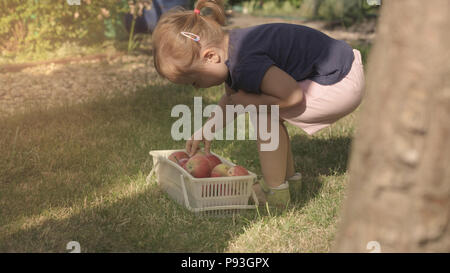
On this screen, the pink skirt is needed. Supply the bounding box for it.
[279,49,365,135]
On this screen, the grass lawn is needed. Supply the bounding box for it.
[0,79,361,252]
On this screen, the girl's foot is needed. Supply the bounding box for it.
[252,178,290,209]
[286,172,302,190]
[287,172,302,182]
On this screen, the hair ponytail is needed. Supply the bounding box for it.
[195,0,226,26]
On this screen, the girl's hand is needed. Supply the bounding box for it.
[186,130,212,157]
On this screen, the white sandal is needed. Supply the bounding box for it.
[287,172,302,182]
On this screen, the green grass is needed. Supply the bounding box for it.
[351,40,372,66]
[0,36,146,65]
[0,79,359,252]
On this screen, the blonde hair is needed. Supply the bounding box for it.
[152,0,227,82]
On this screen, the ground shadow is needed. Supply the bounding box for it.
[0,180,255,252]
[289,134,352,206]
[0,81,175,228]
[225,132,353,209]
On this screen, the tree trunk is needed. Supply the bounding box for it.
[334,0,450,252]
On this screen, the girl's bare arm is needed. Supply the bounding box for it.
[230,65,304,108]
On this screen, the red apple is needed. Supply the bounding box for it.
[227,166,249,195]
[211,163,231,177]
[227,165,249,176]
[168,151,189,164]
[184,154,211,178]
[205,154,222,169]
[178,158,189,168]
[192,149,206,156]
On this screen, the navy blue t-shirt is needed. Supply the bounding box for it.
[225,23,355,94]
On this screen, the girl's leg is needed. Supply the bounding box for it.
[281,121,296,179]
[256,113,289,188]
[252,111,292,207]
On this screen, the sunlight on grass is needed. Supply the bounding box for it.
[226,173,348,253]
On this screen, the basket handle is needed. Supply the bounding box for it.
[146,160,160,184]
[180,174,193,210]
[146,158,193,210]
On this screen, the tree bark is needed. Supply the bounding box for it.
[334,0,450,252]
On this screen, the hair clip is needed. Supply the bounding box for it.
[180,31,200,42]
[194,8,200,14]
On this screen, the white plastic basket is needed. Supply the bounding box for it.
[146,149,259,215]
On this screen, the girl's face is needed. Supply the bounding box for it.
[173,47,229,89]
[188,61,228,89]
[173,62,228,89]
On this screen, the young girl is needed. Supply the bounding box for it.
[152,0,365,208]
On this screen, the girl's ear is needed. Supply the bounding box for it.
[202,49,221,64]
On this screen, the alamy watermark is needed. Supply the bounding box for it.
[366,241,382,253]
[66,241,81,253]
[171,97,280,151]
[367,0,381,6]
[67,0,81,5]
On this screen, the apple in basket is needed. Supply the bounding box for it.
[192,149,206,156]
[226,165,249,196]
[178,158,189,168]
[211,163,231,177]
[205,154,222,169]
[209,163,231,197]
[184,154,212,178]
[227,165,249,176]
[168,151,189,165]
